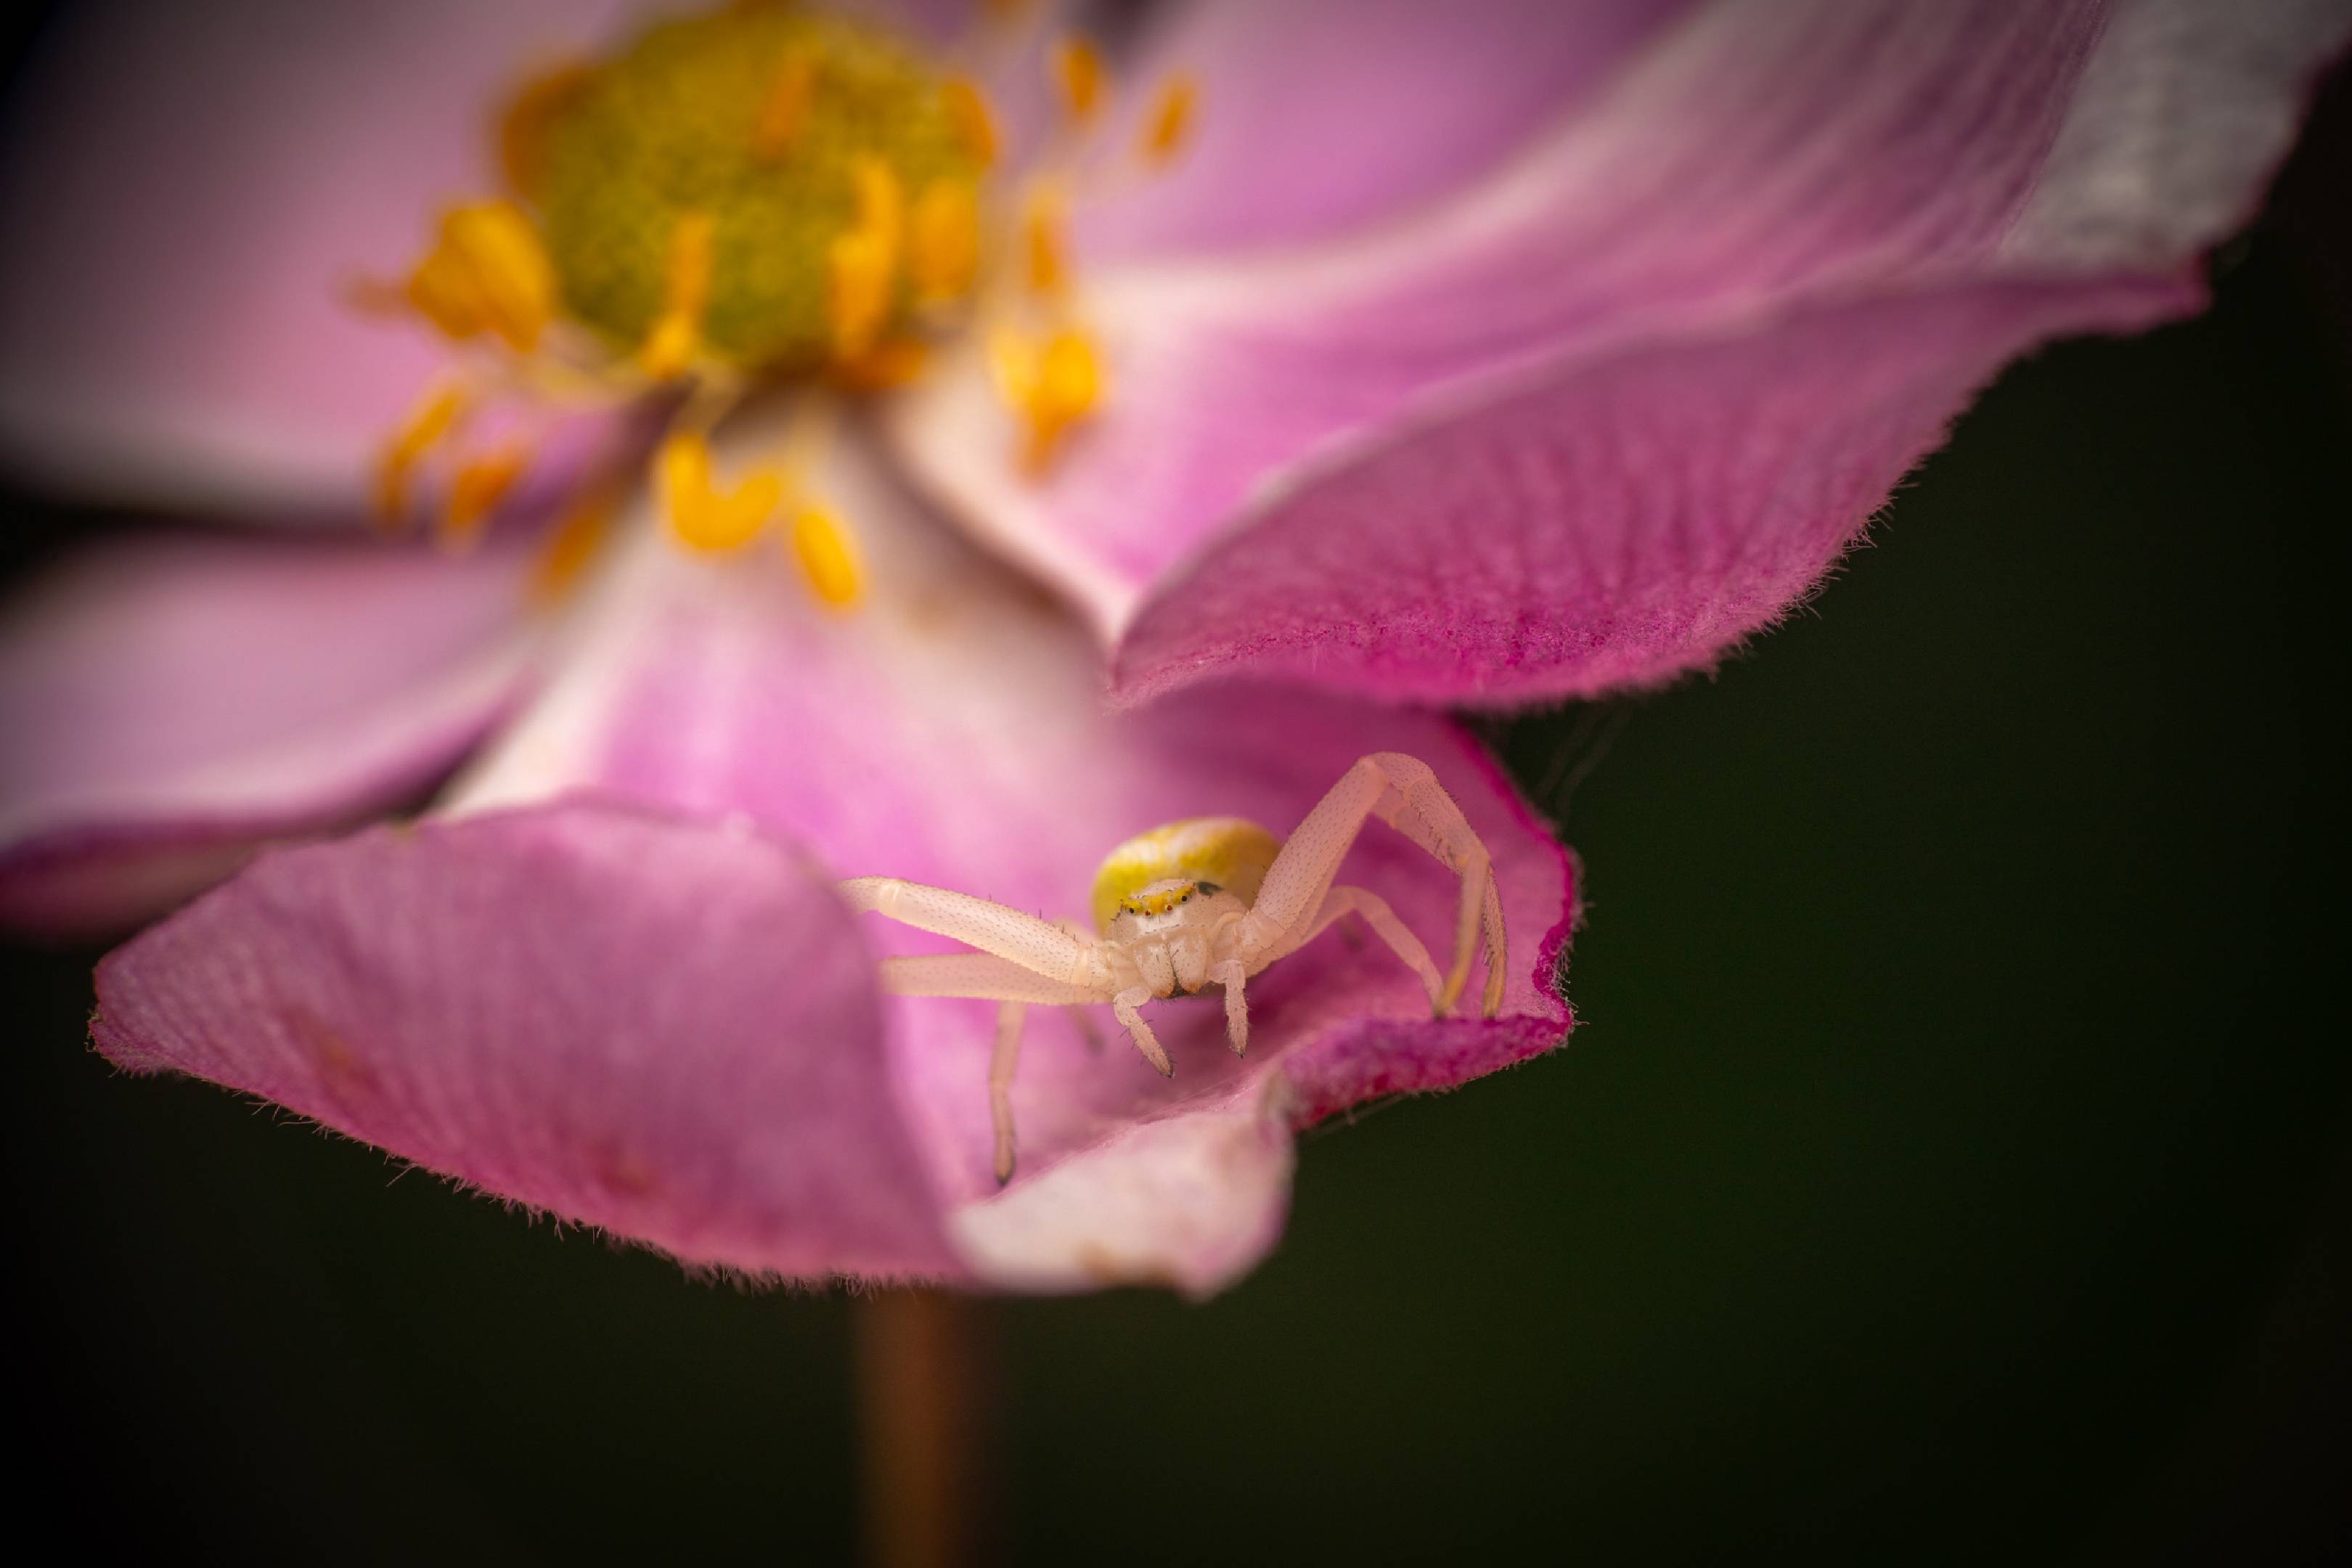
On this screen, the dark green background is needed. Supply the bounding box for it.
[7,60,2347,1568]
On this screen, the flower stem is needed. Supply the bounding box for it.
[853,1288,995,1567]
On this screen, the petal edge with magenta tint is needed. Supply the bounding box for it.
[92,801,960,1281]
[0,531,542,936]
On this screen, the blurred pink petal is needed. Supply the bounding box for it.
[0,531,540,935]
[1077,0,1699,261]
[439,415,1577,1294]
[92,801,960,1280]
[889,0,2351,702]
[0,0,632,513]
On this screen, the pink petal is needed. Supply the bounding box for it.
[450,416,1576,1294]
[0,531,541,936]
[1077,0,1700,261]
[0,0,632,512]
[1112,277,2195,706]
[92,802,960,1280]
[888,0,2351,701]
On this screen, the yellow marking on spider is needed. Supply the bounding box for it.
[1090,817,1281,934]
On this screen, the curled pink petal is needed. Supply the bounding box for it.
[1113,278,2195,706]
[0,530,540,935]
[0,0,632,511]
[451,417,1577,1292]
[93,802,960,1279]
[889,0,2352,701]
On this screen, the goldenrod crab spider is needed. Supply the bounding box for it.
[841,753,1508,1183]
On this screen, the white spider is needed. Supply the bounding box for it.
[841,751,1507,1183]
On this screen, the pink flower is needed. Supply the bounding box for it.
[3,0,2341,1293]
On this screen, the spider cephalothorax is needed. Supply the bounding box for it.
[843,753,1506,1181]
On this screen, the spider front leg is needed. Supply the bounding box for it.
[877,954,1104,1185]
[841,878,1095,986]
[1244,753,1508,1018]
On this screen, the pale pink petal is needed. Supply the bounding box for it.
[889,0,2351,701]
[0,0,633,512]
[1077,0,1700,261]
[0,531,541,935]
[452,415,1576,1293]
[92,801,960,1280]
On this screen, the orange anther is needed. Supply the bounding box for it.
[1022,182,1069,298]
[910,179,979,306]
[940,76,998,168]
[498,60,598,198]
[789,504,864,608]
[372,381,470,523]
[441,439,531,547]
[1052,35,1104,124]
[1142,75,1198,165]
[751,44,820,160]
[404,202,554,354]
[659,431,779,552]
[640,211,716,379]
[529,489,618,604]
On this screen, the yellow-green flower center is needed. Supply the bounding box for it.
[535,5,980,372]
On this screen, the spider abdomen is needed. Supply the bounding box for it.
[1090,817,1280,934]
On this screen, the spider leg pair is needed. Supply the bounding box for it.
[841,753,1507,1181]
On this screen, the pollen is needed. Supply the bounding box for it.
[441,440,531,547]
[1141,75,1198,165]
[1052,35,1105,125]
[404,202,555,354]
[789,503,864,608]
[992,324,1103,471]
[910,178,979,306]
[638,211,716,379]
[658,430,779,552]
[534,6,982,374]
[372,381,470,523]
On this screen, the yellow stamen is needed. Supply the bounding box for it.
[405,202,555,354]
[789,504,864,608]
[529,489,618,603]
[830,337,929,391]
[1022,182,1069,298]
[1052,35,1104,124]
[992,324,1102,472]
[372,381,470,523]
[498,60,599,198]
[639,211,716,380]
[441,439,531,547]
[658,431,779,551]
[1141,75,1198,165]
[940,76,998,168]
[910,178,979,306]
[826,156,905,360]
[751,43,820,160]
